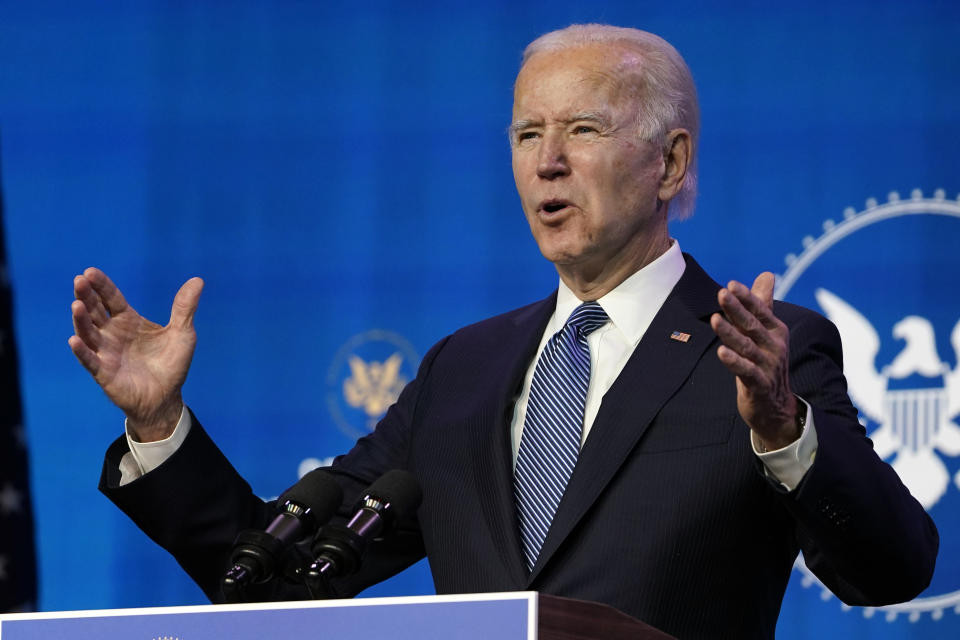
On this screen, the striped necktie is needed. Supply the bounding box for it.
[514,301,609,571]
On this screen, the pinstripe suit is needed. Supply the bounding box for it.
[101,254,937,639]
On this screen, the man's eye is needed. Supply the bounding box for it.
[573,125,597,134]
[517,131,540,142]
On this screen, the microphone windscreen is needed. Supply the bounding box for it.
[280,469,344,524]
[365,469,423,518]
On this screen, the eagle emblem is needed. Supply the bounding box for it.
[343,352,408,425]
[817,287,960,509]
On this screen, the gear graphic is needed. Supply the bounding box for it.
[776,188,960,622]
[774,188,960,299]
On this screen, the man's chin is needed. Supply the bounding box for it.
[539,248,595,270]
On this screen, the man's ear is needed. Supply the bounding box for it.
[658,128,692,203]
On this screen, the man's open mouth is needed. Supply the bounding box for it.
[540,200,572,214]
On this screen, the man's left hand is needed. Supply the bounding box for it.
[710,272,800,450]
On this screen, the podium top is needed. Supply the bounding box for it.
[0,592,674,640]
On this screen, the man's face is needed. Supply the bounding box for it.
[511,45,667,277]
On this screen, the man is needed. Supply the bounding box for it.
[70,25,937,639]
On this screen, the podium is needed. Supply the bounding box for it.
[0,592,675,639]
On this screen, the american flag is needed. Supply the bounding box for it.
[0,136,37,611]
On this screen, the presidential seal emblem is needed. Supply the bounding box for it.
[775,189,960,622]
[325,330,420,440]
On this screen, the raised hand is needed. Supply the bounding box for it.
[710,272,801,451]
[69,267,204,442]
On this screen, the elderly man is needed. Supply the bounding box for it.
[71,24,936,639]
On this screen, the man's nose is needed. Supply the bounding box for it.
[536,132,570,180]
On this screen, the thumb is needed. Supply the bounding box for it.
[169,277,205,329]
[751,272,775,309]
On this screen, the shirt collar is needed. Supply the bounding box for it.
[554,241,686,345]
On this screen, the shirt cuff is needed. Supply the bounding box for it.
[118,406,193,486]
[751,397,817,491]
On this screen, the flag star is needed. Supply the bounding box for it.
[0,555,8,580]
[0,483,23,515]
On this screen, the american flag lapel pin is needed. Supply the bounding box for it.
[670,330,691,343]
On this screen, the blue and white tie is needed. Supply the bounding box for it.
[514,301,609,571]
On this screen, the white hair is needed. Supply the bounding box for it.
[521,24,700,220]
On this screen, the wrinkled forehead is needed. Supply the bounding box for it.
[512,44,640,115]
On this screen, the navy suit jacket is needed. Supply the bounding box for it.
[101,255,937,639]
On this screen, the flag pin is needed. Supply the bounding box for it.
[670,330,691,343]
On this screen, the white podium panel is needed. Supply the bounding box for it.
[0,592,536,640]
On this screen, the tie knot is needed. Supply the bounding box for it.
[565,301,608,336]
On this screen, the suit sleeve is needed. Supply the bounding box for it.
[99,410,275,602]
[773,307,939,605]
[99,336,451,603]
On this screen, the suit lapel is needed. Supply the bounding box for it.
[471,292,556,588]
[526,255,722,584]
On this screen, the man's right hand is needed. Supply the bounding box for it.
[69,267,204,443]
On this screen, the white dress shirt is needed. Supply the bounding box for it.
[508,241,816,489]
[122,241,816,490]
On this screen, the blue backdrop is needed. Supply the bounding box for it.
[2,2,958,637]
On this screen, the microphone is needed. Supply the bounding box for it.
[305,469,421,589]
[221,468,343,602]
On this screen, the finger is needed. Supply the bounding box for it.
[725,280,779,330]
[71,300,102,351]
[751,272,775,308]
[169,277,204,330]
[718,285,773,344]
[716,344,764,388]
[711,312,766,365]
[73,274,109,327]
[68,335,101,376]
[718,288,784,354]
[83,267,130,317]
